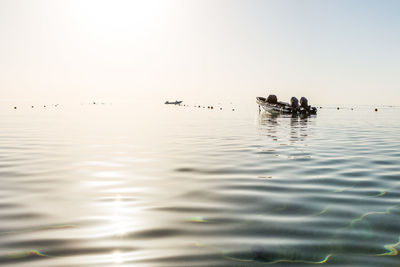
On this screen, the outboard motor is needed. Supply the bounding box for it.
[310,107,317,115]
[266,94,277,104]
[300,97,308,108]
[290,97,299,108]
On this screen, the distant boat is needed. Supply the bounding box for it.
[257,95,317,115]
[165,101,182,105]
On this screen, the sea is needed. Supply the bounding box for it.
[0,101,399,266]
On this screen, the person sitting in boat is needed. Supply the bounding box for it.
[266,94,277,104]
[266,94,292,108]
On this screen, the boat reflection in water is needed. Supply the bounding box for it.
[258,112,313,143]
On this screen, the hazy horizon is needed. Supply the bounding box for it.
[2,2,400,265]
[1,0,399,105]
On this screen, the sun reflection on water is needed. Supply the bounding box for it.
[109,195,131,237]
[112,250,123,264]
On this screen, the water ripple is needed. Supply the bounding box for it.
[0,105,399,266]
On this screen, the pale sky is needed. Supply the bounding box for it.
[0,0,399,105]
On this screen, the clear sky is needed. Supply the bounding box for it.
[1,0,399,105]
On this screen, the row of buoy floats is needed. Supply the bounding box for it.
[13,104,60,109]
[11,102,109,110]
[335,107,378,112]
[11,103,379,112]
[179,104,235,111]
[176,104,380,112]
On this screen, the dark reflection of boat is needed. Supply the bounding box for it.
[165,100,182,105]
[257,95,317,116]
[258,112,310,143]
[258,112,281,142]
[289,116,310,142]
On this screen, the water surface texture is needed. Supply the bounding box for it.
[1,103,400,266]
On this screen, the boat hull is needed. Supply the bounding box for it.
[257,97,317,115]
[165,101,182,105]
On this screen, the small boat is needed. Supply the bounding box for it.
[165,100,183,105]
[257,95,317,115]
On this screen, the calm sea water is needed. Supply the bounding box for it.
[1,102,400,266]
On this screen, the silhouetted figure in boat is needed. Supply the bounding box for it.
[266,94,277,104]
